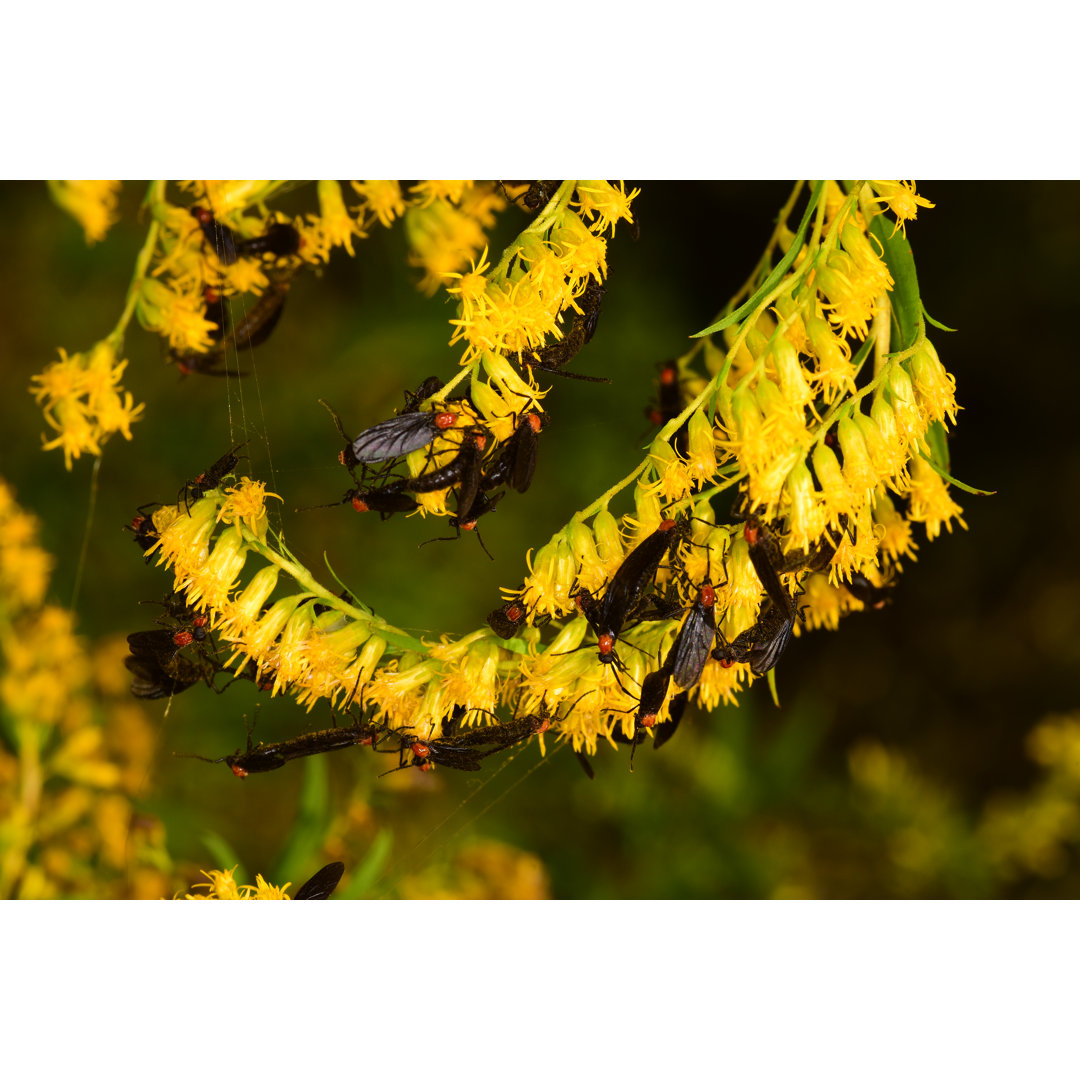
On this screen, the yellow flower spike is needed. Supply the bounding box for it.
[442,639,501,716]
[269,602,320,690]
[869,394,912,487]
[540,618,589,659]
[885,363,927,449]
[152,495,223,577]
[367,661,437,728]
[218,478,281,542]
[647,438,694,502]
[726,381,770,472]
[817,250,878,341]
[754,377,808,448]
[631,482,663,542]
[723,537,763,611]
[29,346,88,406]
[411,181,471,207]
[351,181,406,228]
[775,291,809,354]
[867,181,935,234]
[684,410,718,488]
[573,180,640,237]
[480,350,544,407]
[457,183,505,230]
[836,415,879,502]
[695,657,749,710]
[549,211,607,289]
[566,521,604,592]
[225,594,305,675]
[217,565,279,635]
[907,457,967,540]
[873,489,919,565]
[184,867,243,900]
[768,335,815,413]
[338,634,388,704]
[796,573,845,632]
[183,529,248,611]
[783,459,827,554]
[137,278,217,353]
[47,181,122,244]
[908,339,960,427]
[405,197,487,296]
[850,409,900,489]
[828,504,883,584]
[467,379,516,441]
[317,180,364,256]
[805,314,856,404]
[591,508,625,573]
[840,221,894,297]
[41,397,101,470]
[811,443,859,530]
[198,182,278,213]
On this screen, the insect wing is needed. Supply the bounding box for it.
[294,861,346,900]
[749,615,795,676]
[669,603,715,690]
[509,421,538,494]
[351,412,438,464]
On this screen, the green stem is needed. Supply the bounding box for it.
[490,181,576,281]
[243,531,428,652]
[105,180,165,350]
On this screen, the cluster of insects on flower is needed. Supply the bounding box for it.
[80,180,964,790]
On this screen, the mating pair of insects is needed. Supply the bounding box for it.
[187,700,563,780]
[314,380,546,558]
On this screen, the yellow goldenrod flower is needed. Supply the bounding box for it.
[796,573,844,632]
[405,197,487,296]
[573,180,640,237]
[806,314,856,404]
[137,278,217,353]
[351,180,406,228]
[47,180,122,244]
[873,490,919,565]
[217,478,281,541]
[410,180,471,207]
[867,181,935,234]
[908,339,960,427]
[317,180,365,256]
[907,457,967,540]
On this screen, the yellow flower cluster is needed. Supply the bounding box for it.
[47,181,122,244]
[0,480,166,898]
[183,866,292,899]
[29,340,144,470]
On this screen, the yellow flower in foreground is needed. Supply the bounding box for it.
[218,478,281,541]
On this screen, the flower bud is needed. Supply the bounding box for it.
[837,415,877,500]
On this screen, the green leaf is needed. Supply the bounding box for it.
[923,420,951,474]
[766,668,781,708]
[922,303,957,332]
[918,451,996,496]
[338,829,393,899]
[868,215,921,350]
[201,831,247,885]
[271,754,333,886]
[693,181,824,338]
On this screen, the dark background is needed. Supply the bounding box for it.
[2,181,1075,897]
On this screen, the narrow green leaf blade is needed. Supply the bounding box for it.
[693,181,824,338]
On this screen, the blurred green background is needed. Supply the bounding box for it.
[2,180,1076,898]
